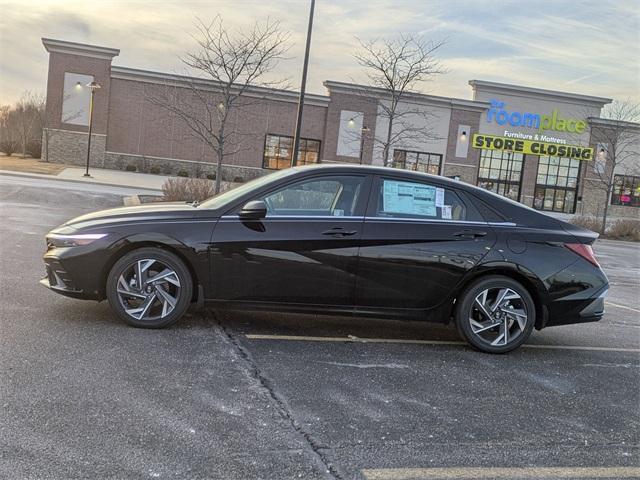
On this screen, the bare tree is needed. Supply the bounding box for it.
[354,34,447,165]
[587,100,640,233]
[149,17,290,193]
[13,91,44,158]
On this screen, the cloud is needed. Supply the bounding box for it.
[0,0,638,105]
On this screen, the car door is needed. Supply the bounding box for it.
[355,175,497,313]
[209,174,371,308]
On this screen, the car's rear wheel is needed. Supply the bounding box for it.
[455,275,535,353]
[106,247,193,328]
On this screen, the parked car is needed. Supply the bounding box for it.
[41,165,608,353]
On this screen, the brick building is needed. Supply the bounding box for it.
[42,38,639,222]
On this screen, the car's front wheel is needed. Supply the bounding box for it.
[106,247,193,328]
[455,275,535,353]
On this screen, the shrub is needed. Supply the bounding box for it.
[570,216,601,233]
[125,164,137,172]
[206,173,216,180]
[162,177,215,203]
[605,219,640,242]
[177,169,189,177]
[149,166,161,175]
[26,140,42,158]
[0,140,18,156]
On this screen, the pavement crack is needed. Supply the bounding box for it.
[211,311,344,480]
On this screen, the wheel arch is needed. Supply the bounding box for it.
[451,264,548,330]
[100,237,202,303]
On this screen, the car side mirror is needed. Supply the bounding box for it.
[239,200,267,220]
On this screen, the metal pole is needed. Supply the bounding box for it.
[291,0,315,167]
[359,126,369,165]
[84,89,95,177]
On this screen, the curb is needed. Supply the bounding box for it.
[0,169,164,193]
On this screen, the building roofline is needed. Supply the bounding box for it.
[323,80,490,112]
[42,38,120,60]
[469,79,612,107]
[110,66,331,107]
[588,116,640,131]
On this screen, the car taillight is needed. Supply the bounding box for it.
[565,243,600,267]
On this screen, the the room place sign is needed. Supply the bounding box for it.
[472,134,594,160]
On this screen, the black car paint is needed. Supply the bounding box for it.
[42,165,608,329]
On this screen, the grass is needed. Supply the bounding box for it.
[0,155,66,175]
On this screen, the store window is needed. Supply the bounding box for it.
[263,134,321,170]
[477,149,524,201]
[611,175,640,207]
[391,150,442,175]
[533,156,581,213]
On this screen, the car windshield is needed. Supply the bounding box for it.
[198,168,297,210]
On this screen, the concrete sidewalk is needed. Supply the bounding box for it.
[0,165,170,192]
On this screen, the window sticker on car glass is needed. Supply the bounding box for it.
[382,180,436,216]
[441,205,452,220]
[435,187,445,207]
[333,209,344,216]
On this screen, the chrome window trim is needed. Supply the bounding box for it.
[219,215,515,226]
[364,216,488,225]
[220,215,365,221]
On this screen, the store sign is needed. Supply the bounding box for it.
[487,100,587,134]
[472,134,593,160]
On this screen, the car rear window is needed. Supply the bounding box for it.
[375,178,484,222]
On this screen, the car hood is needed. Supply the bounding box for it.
[55,202,200,232]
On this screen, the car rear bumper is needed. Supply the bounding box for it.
[577,286,608,322]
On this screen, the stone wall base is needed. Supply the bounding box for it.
[43,128,106,168]
[103,152,267,183]
[42,129,268,183]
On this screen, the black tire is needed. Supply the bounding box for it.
[455,275,535,354]
[106,247,193,328]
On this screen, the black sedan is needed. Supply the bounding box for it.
[42,165,608,353]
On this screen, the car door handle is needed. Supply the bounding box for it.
[322,227,358,237]
[453,230,488,238]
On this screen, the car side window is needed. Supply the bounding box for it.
[375,178,482,221]
[260,176,365,217]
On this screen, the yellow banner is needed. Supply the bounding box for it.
[472,134,593,161]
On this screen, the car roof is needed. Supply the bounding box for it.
[292,163,461,186]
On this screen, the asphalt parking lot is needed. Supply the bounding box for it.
[0,174,638,480]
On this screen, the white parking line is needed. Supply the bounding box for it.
[606,301,640,314]
[244,334,640,353]
[361,466,640,479]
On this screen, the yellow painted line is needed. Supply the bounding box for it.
[606,301,640,314]
[361,466,640,479]
[244,334,640,353]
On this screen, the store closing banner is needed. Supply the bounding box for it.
[472,134,594,160]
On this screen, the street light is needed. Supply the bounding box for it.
[291,0,316,167]
[84,81,101,177]
[359,125,369,165]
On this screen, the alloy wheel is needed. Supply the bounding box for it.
[468,287,528,347]
[116,258,181,321]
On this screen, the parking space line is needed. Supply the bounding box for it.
[244,334,640,353]
[606,301,640,314]
[361,466,640,479]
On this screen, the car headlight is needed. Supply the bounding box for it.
[46,233,108,248]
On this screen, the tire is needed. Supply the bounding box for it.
[455,275,535,354]
[106,247,193,328]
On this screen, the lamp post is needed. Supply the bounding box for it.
[359,126,369,165]
[291,0,315,167]
[84,81,101,177]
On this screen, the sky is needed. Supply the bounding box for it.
[0,0,639,106]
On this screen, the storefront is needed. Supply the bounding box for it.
[467,81,609,217]
[42,38,639,223]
